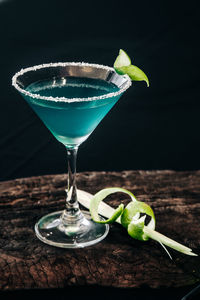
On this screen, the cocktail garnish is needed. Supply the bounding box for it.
[88,188,197,257]
[114,49,149,87]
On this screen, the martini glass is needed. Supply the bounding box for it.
[12,62,131,248]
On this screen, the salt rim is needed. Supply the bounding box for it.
[12,62,132,103]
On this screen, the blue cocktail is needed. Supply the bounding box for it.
[25,76,120,147]
[12,62,131,248]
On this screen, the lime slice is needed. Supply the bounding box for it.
[114,49,131,70]
[114,49,149,87]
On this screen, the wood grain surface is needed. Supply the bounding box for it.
[0,170,200,290]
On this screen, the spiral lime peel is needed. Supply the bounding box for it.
[85,188,197,257]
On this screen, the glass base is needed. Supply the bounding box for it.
[35,210,109,248]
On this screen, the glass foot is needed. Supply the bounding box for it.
[35,210,109,248]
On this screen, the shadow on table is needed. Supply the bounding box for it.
[0,285,200,300]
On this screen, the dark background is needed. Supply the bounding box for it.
[0,0,199,181]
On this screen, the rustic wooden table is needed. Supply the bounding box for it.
[0,170,200,298]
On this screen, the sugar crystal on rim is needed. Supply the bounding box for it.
[12,62,132,103]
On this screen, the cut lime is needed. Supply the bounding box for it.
[114,49,131,70]
[114,49,149,87]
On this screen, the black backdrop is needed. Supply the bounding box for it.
[0,0,199,181]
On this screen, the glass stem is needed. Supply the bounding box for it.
[62,147,83,225]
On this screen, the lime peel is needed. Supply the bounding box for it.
[89,187,154,242]
[78,188,197,257]
[114,49,149,87]
[128,215,147,241]
[89,187,136,223]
